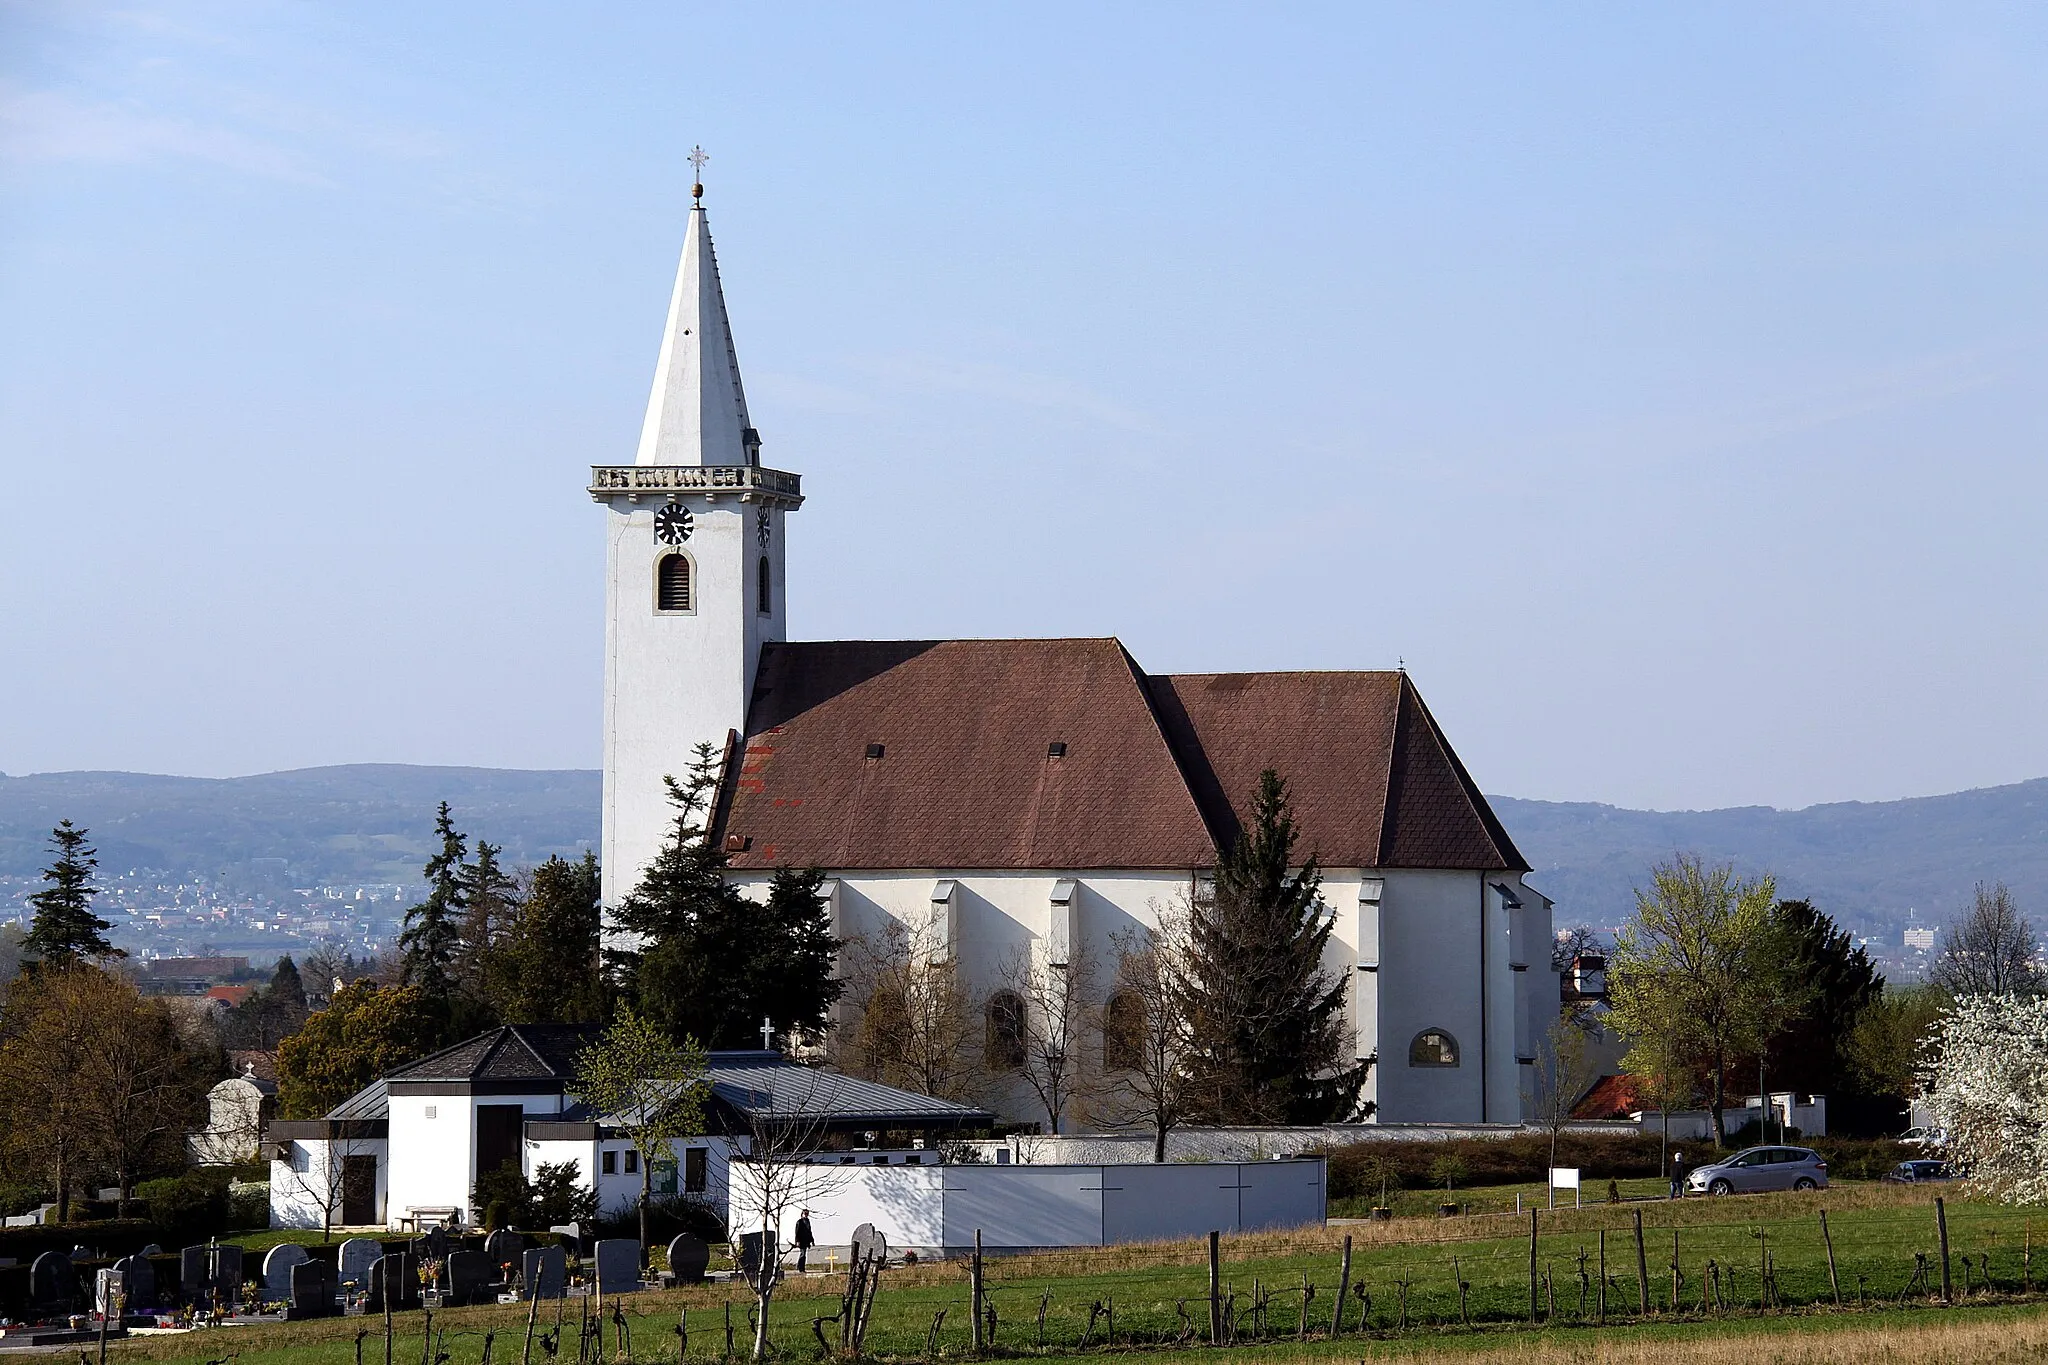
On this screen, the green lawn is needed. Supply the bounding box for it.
[113,1186,2043,1365]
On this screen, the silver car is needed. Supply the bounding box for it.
[1685,1146,1830,1195]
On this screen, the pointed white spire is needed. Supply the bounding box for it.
[634,199,758,467]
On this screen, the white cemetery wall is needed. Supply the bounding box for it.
[729,1159,1325,1254]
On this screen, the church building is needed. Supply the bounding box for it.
[590,179,1557,1128]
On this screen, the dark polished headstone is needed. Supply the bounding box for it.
[735,1231,778,1288]
[592,1239,640,1295]
[665,1234,709,1284]
[286,1259,339,1320]
[364,1254,419,1312]
[111,1256,155,1311]
[29,1250,76,1312]
[520,1245,565,1301]
[440,1250,491,1306]
[179,1246,210,1302]
[483,1229,524,1268]
[209,1243,244,1298]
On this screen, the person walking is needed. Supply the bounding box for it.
[794,1209,815,1272]
[1669,1150,1688,1199]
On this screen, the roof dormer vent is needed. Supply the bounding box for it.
[865,743,885,759]
[1047,741,1067,758]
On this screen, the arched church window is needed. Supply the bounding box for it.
[1102,990,1145,1071]
[985,991,1027,1071]
[656,553,693,612]
[1409,1029,1460,1067]
[757,555,772,615]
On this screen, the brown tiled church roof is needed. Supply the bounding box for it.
[718,639,1527,874]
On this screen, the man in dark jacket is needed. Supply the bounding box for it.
[794,1209,815,1271]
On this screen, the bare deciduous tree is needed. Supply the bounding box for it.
[725,1078,853,1362]
[835,918,986,1103]
[1093,910,1197,1161]
[1932,882,2044,997]
[1528,1016,1601,1203]
[994,938,1096,1134]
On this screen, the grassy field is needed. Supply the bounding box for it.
[112,1185,2046,1365]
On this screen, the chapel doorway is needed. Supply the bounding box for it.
[476,1104,524,1183]
[341,1154,378,1226]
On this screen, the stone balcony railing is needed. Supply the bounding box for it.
[587,464,803,502]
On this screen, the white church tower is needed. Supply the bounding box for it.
[589,162,803,906]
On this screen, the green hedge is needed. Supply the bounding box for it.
[1322,1133,1668,1201]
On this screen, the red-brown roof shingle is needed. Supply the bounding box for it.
[715,640,1526,873]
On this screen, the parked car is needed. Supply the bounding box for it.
[1685,1146,1830,1195]
[1884,1159,1956,1183]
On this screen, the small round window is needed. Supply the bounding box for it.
[1409,1029,1460,1067]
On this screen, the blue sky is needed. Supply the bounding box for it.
[3,2,2046,811]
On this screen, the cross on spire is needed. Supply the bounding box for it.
[760,1015,775,1050]
[689,144,709,202]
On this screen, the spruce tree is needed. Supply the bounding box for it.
[1177,771,1363,1123]
[24,820,120,967]
[398,803,467,1020]
[452,838,519,1031]
[500,852,607,1024]
[615,745,842,1047]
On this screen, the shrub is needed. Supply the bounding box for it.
[135,1172,230,1243]
[532,1161,598,1227]
[473,1163,534,1229]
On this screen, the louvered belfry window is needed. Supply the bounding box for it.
[657,554,692,611]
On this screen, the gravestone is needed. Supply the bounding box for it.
[139,1244,163,1257]
[111,1256,155,1311]
[442,1250,491,1307]
[180,1245,210,1303]
[849,1223,886,1267]
[520,1245,565,1300]
[95,1267,127,1320]
[263,1243,310,1299]
[364,1254,419,1312]
[29,1250,76,1314]
[286,1259,338,1320]
[419,1224,450,1260]
[210,1243,244,1299]
[548,1223,582,1256]
[337,1237,381,1290]
[484,1229,524,1268]
[736,1231,778,1289]
[592,1239,640,1295]
[666,1234,709,1284]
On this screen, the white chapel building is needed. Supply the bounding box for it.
[591,183,1557,1127]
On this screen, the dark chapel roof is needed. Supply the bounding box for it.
[717,639,1527,873]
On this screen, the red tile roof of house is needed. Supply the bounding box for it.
[1572,1073,1644,1121]
[717,639,1527,873]
[205,985,255,1007]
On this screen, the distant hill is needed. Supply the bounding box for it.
[0,765,599,890]
[1497,781,2048,940]
[4,765,2045,944]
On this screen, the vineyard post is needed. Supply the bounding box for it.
[1820,1211,1841,1305]
[1633,1209,1649,1315]
[1936,1198,1953,1305]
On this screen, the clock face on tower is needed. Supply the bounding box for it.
[654,500,694,545]
[755,506,772,547]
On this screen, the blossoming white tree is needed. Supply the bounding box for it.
[1919,993,2048,1204]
